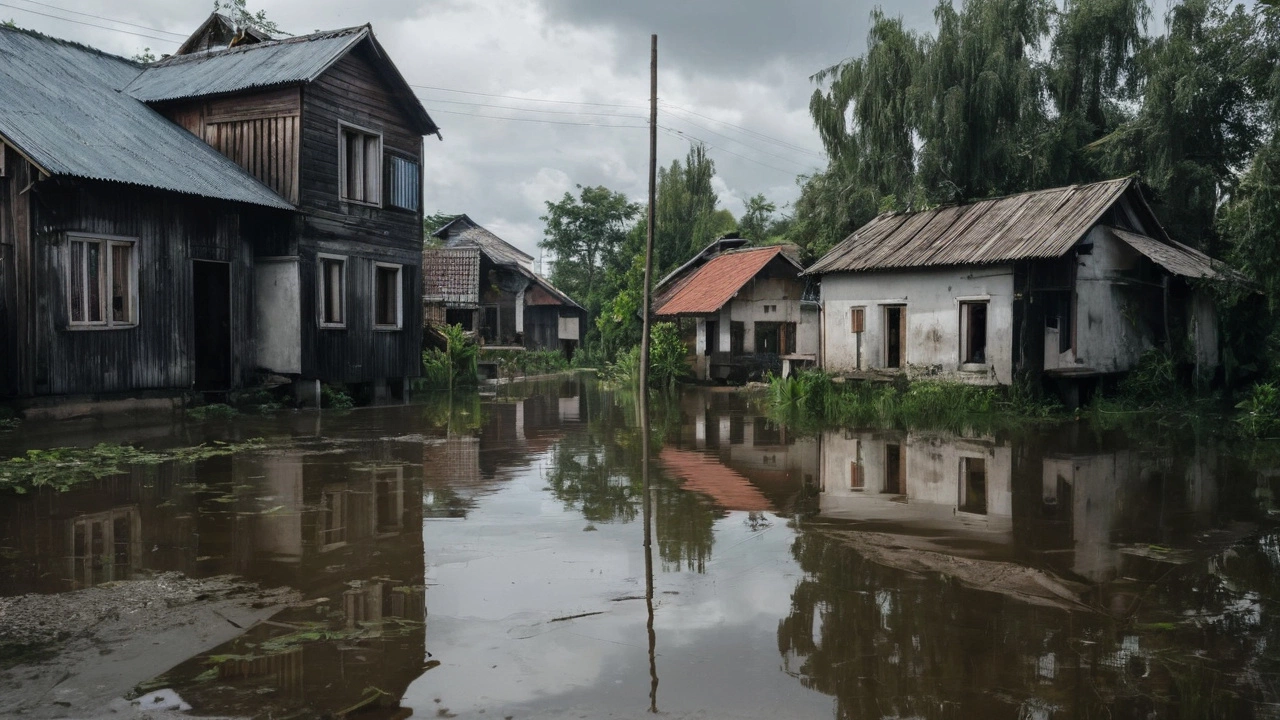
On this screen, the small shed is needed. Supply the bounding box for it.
[654,244,817,382]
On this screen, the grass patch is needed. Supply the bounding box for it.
[765,370,1061,433]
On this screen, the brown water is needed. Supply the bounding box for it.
[2,377,1279,719]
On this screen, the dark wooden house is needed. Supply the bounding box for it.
[424,215,586,358]
[0,17,438,407]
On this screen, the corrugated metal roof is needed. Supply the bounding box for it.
[423,247,480,306]
[125,27,366,102]
[806,178,1134,274]
[436,216,536,268]
[655,247,796,317]
[0,27,291,209]
[1110,229,1228,280]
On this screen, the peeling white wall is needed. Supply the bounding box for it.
[820,266,1015,384]
[1067,226,1154,374]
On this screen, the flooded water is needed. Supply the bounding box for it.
[2,377,1279,718]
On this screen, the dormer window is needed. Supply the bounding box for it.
[339,124,381,206]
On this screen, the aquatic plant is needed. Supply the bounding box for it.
[1236,381,1280,439]
[0,439,266,493]
[480,348,569,380]
[416,324,479,390]
[321,384,354,409]
[186,403,240,421]
[600,322,689,389]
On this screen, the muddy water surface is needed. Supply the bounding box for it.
[1,378,1278,719]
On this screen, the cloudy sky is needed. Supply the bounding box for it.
[7,0,937,260]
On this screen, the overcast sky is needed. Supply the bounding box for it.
[9,0,940,261]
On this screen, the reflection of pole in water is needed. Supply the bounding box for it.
[642,384,658,713]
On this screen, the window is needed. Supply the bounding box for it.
[387,155,420,211]
[445,308,473,331]
[730,321,745,354]
[755,322,780,354]
[319,255,346,328]
[960,456,988,515]
[374,263,403,329]
[884,305,906,368]
[884,443,905,495]
[960,301,988,364]
[68,235,135,328]
[850,307,865,333]
[339,124,382,205]
[850,461,864,490]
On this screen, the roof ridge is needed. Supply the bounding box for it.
[0,24,140,67]
[882,177,1135,221]
[151,24,367,68]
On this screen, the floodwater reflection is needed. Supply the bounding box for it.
[0,380,1277,718]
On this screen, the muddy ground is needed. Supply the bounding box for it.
[0,573,296,719]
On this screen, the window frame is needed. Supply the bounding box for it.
[373,262,404,331]
[317,253,348,329]
[386,154,421,212]
[66,232,138,330]
[882,304,907,368]
[337,121,384,207]
[959,299,990,367]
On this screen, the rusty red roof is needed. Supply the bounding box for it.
[654,247,794,317]
[659,448,774,512]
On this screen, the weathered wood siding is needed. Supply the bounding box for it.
[297,42,425,383]
[13,181,290,397]
[0,144,33,397]
[158,87,302,204]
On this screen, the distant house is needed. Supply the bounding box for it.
[654,238,818,381]
[424,215,586,358]
[806,178,1229,394]
[0,15,438,407]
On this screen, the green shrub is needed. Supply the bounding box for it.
[648,322,690,387]
[321,384,354,410]
[1236,382,1280,439]
[416,324,478,389]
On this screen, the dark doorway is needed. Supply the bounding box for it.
[705,320,718,355]
[193,260,232,390]
[885,306,905,368]
[884,442,905,495]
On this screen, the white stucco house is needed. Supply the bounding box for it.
[654,238,819,382]
[806,178,1230,390]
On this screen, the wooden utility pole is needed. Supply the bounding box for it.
[639,34,657,400]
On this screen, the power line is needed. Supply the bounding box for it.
[659,126,815,177]
[411,83,648,110]
[417,94,649,121]
[429,107,648,129]
[0,2,179,44]
[10,0,186,38]
[662,113,823,168]
[661,100,822,156]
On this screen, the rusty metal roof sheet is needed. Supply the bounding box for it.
[1109,229,1229,280]
[0,26,291,210]
[655,247,798,317]
[423,247,480,306]
[806,178,1135,274]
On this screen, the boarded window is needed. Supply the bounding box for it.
[319,256,345,327]
[374,263,402,329]
[340,126,382,204]
[850,460,864,490]
[388,156,420,211]
[851,306,865,333]
[961,301,988,364]
[68,236,135,327]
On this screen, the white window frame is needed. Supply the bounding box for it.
[959,299,990,367]
[338,122,383,207]
[317,253,347,329]
[373,262,403,331]
[66,232,138,330]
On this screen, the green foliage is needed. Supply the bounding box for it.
[186,403,240,421]
[766,370,1060,433]
[540,185,641,334]
[1236,382,1280,439]
[132,47,156,63]
[648,321,690,387]
[0,439,266,493]
[417,324,479,389]
[321,384,354,410]
[601,346,641,388]
[480,349,569,379]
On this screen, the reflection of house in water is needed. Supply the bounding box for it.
[819,429,1014,545]
[668,390,819,513]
